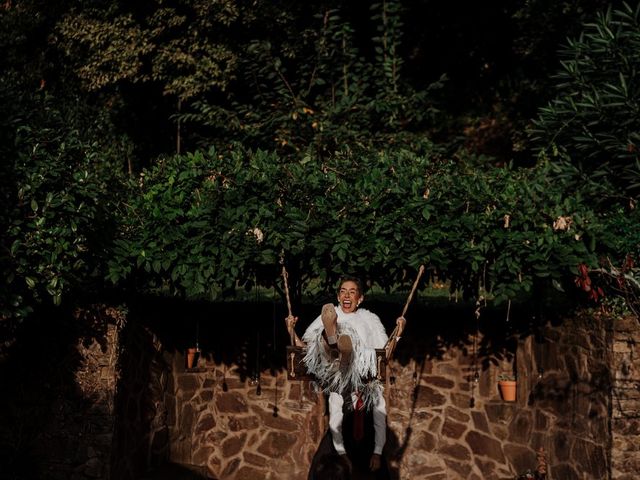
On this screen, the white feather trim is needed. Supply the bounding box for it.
[302,306,388,408]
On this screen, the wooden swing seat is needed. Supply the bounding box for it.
[286,345,387,381]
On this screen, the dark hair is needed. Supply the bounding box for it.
[313,453,351,480]
[338,276,364,295]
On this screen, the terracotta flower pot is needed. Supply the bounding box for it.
[498,380,517,402]
[186,347,200,369]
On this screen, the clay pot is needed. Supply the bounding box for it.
[186,347,200,369]
[498,380,517,402]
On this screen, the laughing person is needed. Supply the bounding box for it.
[286,277,405,475]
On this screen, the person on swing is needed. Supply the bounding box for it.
[286,277,406,477]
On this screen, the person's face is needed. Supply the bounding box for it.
[337,281,363,313]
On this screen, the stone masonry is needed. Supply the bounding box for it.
[0,305,125,480]
[5,303,637,479]
[164,310,615,479]
[611,315,640,479]
[167,355,326,479]
[111,318,172,480]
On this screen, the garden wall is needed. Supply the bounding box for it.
[110,317,171,479]
[3,302,637,480]
[611,314,640,479]
[157,304,617,479]
[0,305,124,480]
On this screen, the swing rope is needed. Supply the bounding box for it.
[281,264,425,359]
[384,265,425,361]
[281,266,295,346]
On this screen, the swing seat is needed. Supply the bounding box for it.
[286,345,387,381]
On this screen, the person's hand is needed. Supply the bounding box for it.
[395,316,406,336]
[285,315,298,333]
[369,453,381,471]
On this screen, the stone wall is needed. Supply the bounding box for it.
[163,310,614,479]
[167,354,325,479]
[0,305,124,480]
[611,315,640,479]
[66,309,123,480]
[111,318,171,479]
[5,301,636,480]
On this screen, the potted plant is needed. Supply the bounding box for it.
[186,321,201,369]
[498,373,517,401]
[186,344,201,369]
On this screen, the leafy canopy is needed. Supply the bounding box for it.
[178,1,445,155]
[108,144,612,304]
[57,0,240,101]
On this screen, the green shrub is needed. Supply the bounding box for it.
[2,92,128,321]
[531,2,640,198]
[108,144,605,304]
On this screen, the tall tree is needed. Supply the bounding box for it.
[180,1,444,156]
[57,0,241,156]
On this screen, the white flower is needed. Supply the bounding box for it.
[553,216,572,231]
[247,227,264,244]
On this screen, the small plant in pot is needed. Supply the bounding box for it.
[498,373,517,401]
[186,344,201,369]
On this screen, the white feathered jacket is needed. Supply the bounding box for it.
[302,306,388,407]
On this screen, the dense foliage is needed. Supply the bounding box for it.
[179,2,444,155]
[532,2,640,198]
[107,144,630,305]
[55,1,444,157]
[1,92,127,323]
[1,0,639,330]
[57,0,240,101]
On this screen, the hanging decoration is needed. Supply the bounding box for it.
[222,364,228,392]
[470,296,484,408]
[272,286,280,417]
